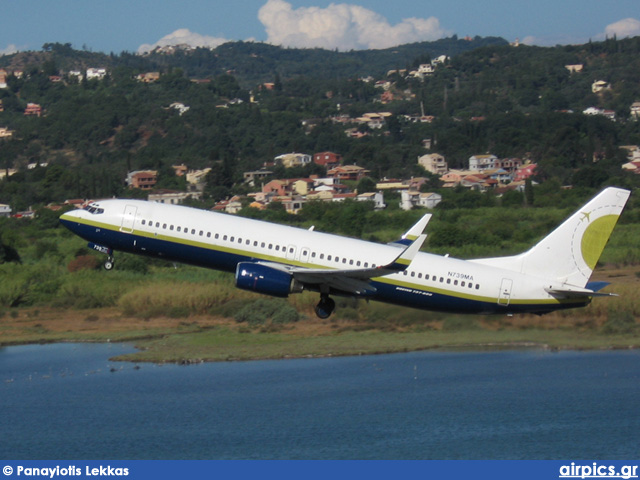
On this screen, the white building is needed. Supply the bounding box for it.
[469,154,499,172]
[356,192,386,209]
[86,68,107,80]
[0,204,11,217]
[400,191,441,211]
[148,190,201,205]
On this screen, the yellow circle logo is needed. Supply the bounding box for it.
[580,214,618,270]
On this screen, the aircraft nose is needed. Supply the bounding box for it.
[59,208,83,229]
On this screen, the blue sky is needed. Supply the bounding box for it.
[1,0,639,55]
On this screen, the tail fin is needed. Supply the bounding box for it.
[472,187,630,287]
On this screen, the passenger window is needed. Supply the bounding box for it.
[411,272,415,277]
[447,279,451,284]
[269,244,273,249]
[342,259,347,264]
[141,220,146,225]
[199,231,203,236]
[356,261,361,267]
[403,271,407,276]
[261,242,265,248]
[191,229,196,235]
[328,255,332,261]
[320,254,324,259]
[238,238,242,243]
[364,262,369,268]
[223,235,227,241]
[230,236,234,242]
[163,224,167,229]
[461,281,465,287]
[475,284,480,290]
[349,259,353,265]
[425,274,430,280]
[276,245,280,251]
[440,277,444,283]
[170,225,174,231]
[215,234,220,239]
[177,226,181,232]
[454,280,458,286]
[253,241,258,246]
[156,222,160,228]
[418,273,422,279]
[207,232,211,238]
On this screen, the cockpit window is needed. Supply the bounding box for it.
[83,204,104,214]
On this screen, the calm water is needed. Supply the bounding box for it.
[1,343,639,460]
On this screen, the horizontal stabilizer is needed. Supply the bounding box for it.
[544,286,617,298]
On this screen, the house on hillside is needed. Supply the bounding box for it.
[148,190,202,205]
[469,154,499,172]
[24,103,42,116]
[243,169,273,186]
[327,165,369,181]
[313,151,342,168]
[357,192,386,209]
[274,153,312,168]
[0,204,12,217]
[418,153,448,175]
[126,170,157,190]
[400,191,441,210]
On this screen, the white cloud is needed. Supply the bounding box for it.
[137,28,229,54]
[0,44,20,56]
[603,18,640,39]
[258,0,449,50]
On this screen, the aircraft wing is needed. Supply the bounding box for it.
[258,234,427,295]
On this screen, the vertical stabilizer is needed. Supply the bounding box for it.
[471,187,630,287]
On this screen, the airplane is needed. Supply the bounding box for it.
[59,187,631,319]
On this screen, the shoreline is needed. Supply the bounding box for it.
[1,305,638,364]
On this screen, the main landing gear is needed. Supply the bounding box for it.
[314,294,336,319]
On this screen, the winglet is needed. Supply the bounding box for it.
[390,213,432,246]
[382,234,426,272]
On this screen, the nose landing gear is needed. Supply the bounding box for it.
[103,255,115,270]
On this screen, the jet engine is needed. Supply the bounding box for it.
[235,262,303,298]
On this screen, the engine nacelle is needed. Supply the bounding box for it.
[235,262,303,298]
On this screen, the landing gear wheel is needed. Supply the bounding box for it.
[314,295,336,319]
[104,257,115,271]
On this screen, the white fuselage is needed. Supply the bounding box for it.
[60,199,591,315]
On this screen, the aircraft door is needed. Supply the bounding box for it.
[498,278,513,306]
[120,205,137,233]
[286,245,297,261]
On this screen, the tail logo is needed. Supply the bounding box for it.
[580,214,618,270]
